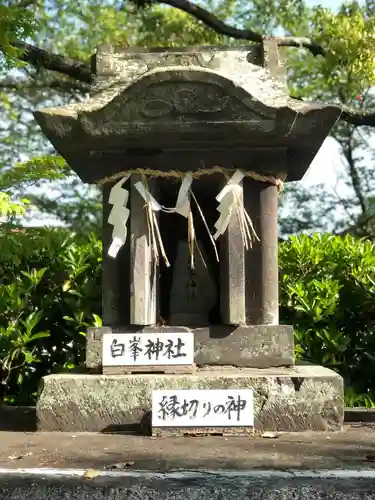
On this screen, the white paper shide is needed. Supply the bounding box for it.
[107,175,131,258]
[102,332,194,367]
[152,389,254,427]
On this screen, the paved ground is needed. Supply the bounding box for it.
[1,424,375,470]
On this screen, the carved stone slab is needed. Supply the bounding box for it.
[33,47,342,184]
[85,325,295,372]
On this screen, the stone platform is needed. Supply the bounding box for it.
[36,365,343,432]
[86,325,295,372]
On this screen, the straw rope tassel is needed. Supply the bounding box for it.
[98,166,286,192]
[214,170,259,247]
[106,167,278,263]
[188,210,195,270]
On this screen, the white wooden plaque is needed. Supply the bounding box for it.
[102,332,194,367]
[152,389,254,427]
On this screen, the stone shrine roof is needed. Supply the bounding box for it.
[33,47,342,184]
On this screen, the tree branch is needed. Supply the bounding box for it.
[10,41,93,84]
[129,0,325,56]
[342,128,367,215]
[1,0,374,128]
[336,211,375,238]
[12,0,38,7]
[340,108,375,127]
[0,77,90,94]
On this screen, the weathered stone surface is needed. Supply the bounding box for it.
[219,177,246,325]
[86,326,111,372]
[85,325,294,371]
[94,45,263,79]
[261,40,287,88]
[194,325,293,367]
[244,180,279,325]
[36,365,344,432]
[33,47,342,184]
[129,176,158,326]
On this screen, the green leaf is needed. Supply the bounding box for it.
[22,310,44,334]
[27,331,50,342]
[92,314,102,327]
[24,351,35,364]
[68,289,84,298]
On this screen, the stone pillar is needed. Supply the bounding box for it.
[101,184,130,326]
[261,40,287,89]
[102,177,160,327]
[220,179,246,325]
[129,176,158,325]
[244,178,279,325]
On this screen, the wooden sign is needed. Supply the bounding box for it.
[152,389,254,435]
[102,331,195,374]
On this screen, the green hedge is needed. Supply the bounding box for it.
[0,229,374,406]
[0,229,102,404]
[280,234,375,407]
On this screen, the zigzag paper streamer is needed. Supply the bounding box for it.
[214,170,245,240]
[175,172,193,218]
[107,174,131,258]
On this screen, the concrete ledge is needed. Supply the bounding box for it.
[0,405,35,431]
[36,365,343,432]
[86,325,294,372]
[344,407,375,423]
[1,470,375,500]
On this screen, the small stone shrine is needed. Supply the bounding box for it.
[34,43,344,434]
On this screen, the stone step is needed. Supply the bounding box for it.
[36,364,343,433]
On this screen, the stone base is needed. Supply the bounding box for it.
[86,325,294,372]
[36,365,343,433]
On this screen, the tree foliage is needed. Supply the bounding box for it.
[281,233,375,407]
[1,228,374,406]
[313,3,375,94]
[243,0,375,237]
[0,1,35,67]
[0,0,237,228]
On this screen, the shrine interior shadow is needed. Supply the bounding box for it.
[158,176,221,326]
